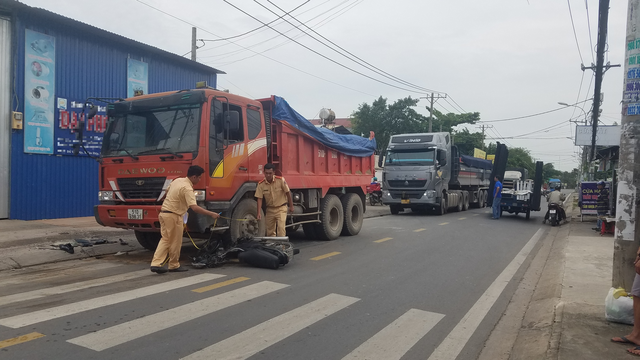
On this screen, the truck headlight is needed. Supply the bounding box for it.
[99,191,114,201]
[194,190,206,201]
[424,190,436,198]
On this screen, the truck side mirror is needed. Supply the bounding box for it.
[437,150,447,167]
[87,105,98,120]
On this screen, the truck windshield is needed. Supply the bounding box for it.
[102,104,201,157]
[386,149,435,166]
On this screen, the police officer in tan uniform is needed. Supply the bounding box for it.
[255,163,294,237]
[150,165,220,274]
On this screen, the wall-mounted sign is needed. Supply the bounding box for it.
[24,29,56,154]
[574,125,621,146]
[127,58,148,98]
[55,99,107,157]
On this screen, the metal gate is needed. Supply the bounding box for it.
[0,16,10,218]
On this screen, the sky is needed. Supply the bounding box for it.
[20,0,629,171]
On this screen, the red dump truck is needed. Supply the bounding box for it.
[92,86,376,250]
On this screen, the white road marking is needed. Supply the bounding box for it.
[428,228,544,360]
[181,293,359,360]
[342,309,445,360]
[0,273,225,328]
[0,270,151,306]
[68,281,288,351]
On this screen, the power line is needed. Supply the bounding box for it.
[479,98,592,123]
[566,0,585,64]
[136,0,377,97]
[584,0,596,64]
[259,0,441,94]
[222,0,436,95]
[447,95,467,113]
[199,1,310,43]
[206,0,363,65]
[198,0,343,57]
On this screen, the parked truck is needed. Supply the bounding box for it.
[90,86,376,250]
[498,162,543,219]
[377,132,506,215]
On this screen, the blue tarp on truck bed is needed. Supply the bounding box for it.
[272,96,377,157]
[461,155,493,170]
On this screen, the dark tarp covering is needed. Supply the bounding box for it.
[272,96,376,157]
[461,155,492,170]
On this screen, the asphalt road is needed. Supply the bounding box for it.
[0,204,548,360]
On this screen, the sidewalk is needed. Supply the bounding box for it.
[481,194,632,359]
[0,205,391,271]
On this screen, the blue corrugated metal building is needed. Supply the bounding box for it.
[0,0,224,220]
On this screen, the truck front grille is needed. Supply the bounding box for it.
[387,180,427,188]
[117,177,166,200]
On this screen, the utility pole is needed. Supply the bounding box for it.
[191,27,197,61]
[587,0,610,162]
[420,93,448,132]
[613,0,640,291]
[477,124,493,144]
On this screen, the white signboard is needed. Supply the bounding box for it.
[575,125,621,146]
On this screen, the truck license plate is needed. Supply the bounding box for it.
[128,209,143,220]
[550,210,556,214]
[401,199,410,204]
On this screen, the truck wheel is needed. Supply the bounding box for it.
[436,197,447,215]
[341,193,363,236]
[316,194,344,240]
[390,205,401,215]
[526,210,531,220]
[480,191,487,208]
[462,192,469,211]
[135,231,161,251]
[455,195,463,212]
[230,199,265,242]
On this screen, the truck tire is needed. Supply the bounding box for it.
[230,199,266,242]
[390,205,401,215]
[480,190,487,208]
[526,209,531,220]
[462,192,469,211]
[135,231,161,251]
[316,194,344,240]
[435,197,447,215]
[341,193,363,236]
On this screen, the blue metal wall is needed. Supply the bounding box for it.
[10,10,219,220]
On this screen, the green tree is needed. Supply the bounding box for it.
[429,109,481,133]
[506,147,535,175]
[351,96,428,152]
[542,163,561,181]
[452,128,484,156]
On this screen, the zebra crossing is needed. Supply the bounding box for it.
[0,267,448,359]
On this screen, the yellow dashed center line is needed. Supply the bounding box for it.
[413,228,426,232]
[374,237,393,243]
[0,332,45,350]
[458,217,466,220]
[192,277,250,293]
[311,252,341,261]
[439,222,449,225]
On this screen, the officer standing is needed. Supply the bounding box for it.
[255,163,294,237]
[150,165,220,274]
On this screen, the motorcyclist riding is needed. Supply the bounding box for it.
[543,185,567,224]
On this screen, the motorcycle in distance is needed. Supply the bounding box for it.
[367,181,383,206]
[547,202,562,226]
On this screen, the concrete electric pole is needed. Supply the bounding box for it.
[420,93,448,132]
[191,27,197,61]
[613,0,640,290]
